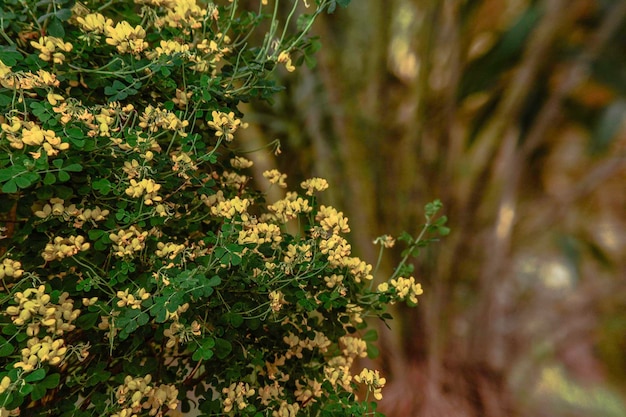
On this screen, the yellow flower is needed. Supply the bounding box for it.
[156,0,208,29]
[146,40,191,59]
[0,60,11,78]
[238,222,282,246]
[269,290,286,312]
[341,256,373,282]
[30,36,72,63]
[390,276,424,304]
[41,235,90,262]
[273,401,300,417]
[116,288,150,309]
[277,51,295,72]
[207,111,246,142]
[316,205,350,234]
[36,69,59,87]
[339,336,367,359]
[263,169,288,188]
[0,259,23,280]
[211,197,251,220]
[105,21,148,54]
[125,178,163,205]
[76,13,113,34]
[0,376,11,394]
[267,192,312,223]
[47,92,64,106]
[354,368,386,400]
[155,242,186,259]
[14,336,67,372]
[109,226,149,258]
[374,234,396,248]
[172,89,193,108]
[230,156,254,169]
[138,105,189,136]
[300,177,329,195]
[324,274,344,288]
[222,382,255,413]
[318,234,351,266]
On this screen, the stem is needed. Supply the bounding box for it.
[389,219,432,281]
[369,244,385,290]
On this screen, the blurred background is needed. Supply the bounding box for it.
[240,0,626,415]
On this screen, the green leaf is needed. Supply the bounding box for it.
[14,175,32,189]
[0,168,13,182]
[0,49,23,66]
[19,383,33,395]
[52,159,64,169]
[366,342,380,359]
[137,312,149,326]
[58,170,70,182]
[55,8,73,21]
[214,338,232,359]
[0,94,12,106]
[66,127,84,138]
[192,337,215,361]
[425,199,443,218]
[2,179,17,193]
[92,178,112,195]
[297,14,315,31]
[63,163,83,172]
[76,312,99,329]
[105,80,126,95]
[297,297,317,312]
[362,329,378,342]
[207,275,221,287]
[41,373,60,389]
[0,393,12,409]
[24,368,46,383]
[88,229,106,240]
[0,336,14,357]
[43,172,56,185]
[230,253,242,266]
[2,324,18,336]
[155,306,168,323]
[226,312,244,328]
[438,226,451,236]
[304,54,317,69]
[30,384,47,402]
[47,17,65,37]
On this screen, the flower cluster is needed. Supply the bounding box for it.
[208,111,247,142]
[1,117,69,157]
[109,226,149,258]
[14,336,67,372]
[378,276,425,305]
[125,178,163,205]
[41,235,90,262]
[0,0,443,416]
[33,198,109,226]
[30,36,73,63]
[354,368,387,401]
[5,286,80,336]
[222,382,256,413]
[112,375,179,417]
[0,259,23,281]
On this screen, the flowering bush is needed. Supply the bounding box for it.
[0,0,447,416]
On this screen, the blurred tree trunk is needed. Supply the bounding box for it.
[246,0,626,415]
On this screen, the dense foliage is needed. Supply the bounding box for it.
[0,1,446,416]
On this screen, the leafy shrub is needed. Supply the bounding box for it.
[0,0,445,416]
